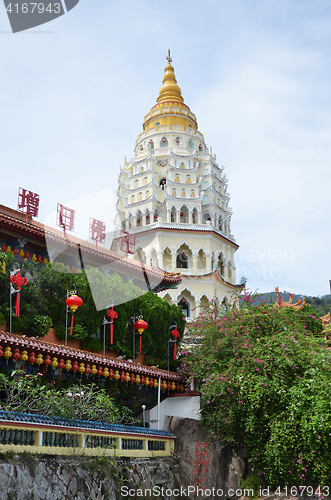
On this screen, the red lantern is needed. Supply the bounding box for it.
[37,255,42,263]
[171,326,180,360]
[58,358,65,371]
[97,366,103,377]
[44,355,51,366]
[120,371,125,382]
[1,244,6,252]
[0,347,3,358]
[66,294,83,335]
[133,320,148,354]
[29,352,36,364]
[130,373,135,384]
[109,369,114,379]
[12,349,20,362]
[176,383,181,392]
[10,270,28,317]
[149,377,154,387]
[167,381,171,392]
[25,252,30,260]
[107,306,118,345]
[13,248,18,256]
[72,361,79,377]
[141,376,145,385]
[85,364,91,375]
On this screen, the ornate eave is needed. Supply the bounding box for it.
[0,330,183,382]
[0,205,182,291]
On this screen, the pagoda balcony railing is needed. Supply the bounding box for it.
[0,410,175,457]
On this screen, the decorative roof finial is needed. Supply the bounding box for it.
[157,51,183,103]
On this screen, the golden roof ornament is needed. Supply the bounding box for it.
[320,312,331,325]
[274,287,306,310]
[157,49,184,104]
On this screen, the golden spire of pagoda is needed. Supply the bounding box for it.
[157,50,184,103]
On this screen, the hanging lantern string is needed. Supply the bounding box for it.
[171,326,180,360]
[107,305,118,345]
[10,270,28,317]
[66,294,83,335]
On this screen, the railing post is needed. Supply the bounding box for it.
[78,433,85,449]
[35,430,43,447]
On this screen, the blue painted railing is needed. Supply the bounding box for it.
[0,409,173,437]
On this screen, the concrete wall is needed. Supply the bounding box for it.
[147,395,200,430]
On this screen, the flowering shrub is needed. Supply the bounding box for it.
[180,292,331,487]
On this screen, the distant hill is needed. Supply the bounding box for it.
[256,291,331,317]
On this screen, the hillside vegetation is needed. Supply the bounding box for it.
[181,291,330,487]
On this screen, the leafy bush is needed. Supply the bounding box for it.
[30,315,52,337]
[181,291,331,487]
[0,260,185,364]
[0,372,138,425]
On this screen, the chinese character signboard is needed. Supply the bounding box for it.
[120,230,135,255]
[17,187,40,218]
[57,204,75,233]
[89,218,106,244]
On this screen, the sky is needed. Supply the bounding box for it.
[0,0,330,297]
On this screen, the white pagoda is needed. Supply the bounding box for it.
[113,51,242,318]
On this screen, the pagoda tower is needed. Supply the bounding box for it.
[113,51,242,318]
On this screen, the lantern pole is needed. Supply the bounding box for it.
[9,269,20,335]
[142,404,146,428]
[65,290,69,347]
[131,309,143,361]
[157,375,161,430]
[65,289,77,347]
[102,315,111,356]
[167,322,177,372]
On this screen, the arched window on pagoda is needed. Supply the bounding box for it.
[163,247,172,269]
[160,137,168,147]
[217,254,224,276]
[171,207,176,223]
[154,208,161,222]
[176,244,192,269]
[146,209,150,225]
[136,210,142,227]
[180,205,189,223]
[178,297,190,317]
[187,138,194,149]
[197,249,206,270]
[202,212,211,223]
[192,207,198,224]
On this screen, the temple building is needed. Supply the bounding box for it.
[112,52,242,317]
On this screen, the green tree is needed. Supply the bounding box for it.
[181,291,331,487]
[0,255,186,366]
